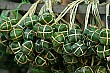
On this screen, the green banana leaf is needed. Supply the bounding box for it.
[24,28,36,41]
[1,10,22,25]
[37,25,53,39]
[9,41,21,54]
[53,24,68,36]
[97,45,110,58]
[52,32,65,47]
[14,52,27,65]
[68,29,82,43]
[38,12,54,25]
[25,15,37,28]
[71,40,87,57]
[10,28,24,40]
[99,29,110,45]
[21,40,34,55]
[63,38,72,54]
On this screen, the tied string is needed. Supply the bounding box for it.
[106,3,109,46]
[41,0,61,4]
[52,0,61,4]
[35,55,47,66]
[22,41,33,55]
[45,51,56,61]
[106,3,109,29]
[15,52,27,64]
[84,0,95,4]
[84,3,92,30]
[55,0,84,24]
[70,2,81,30]
[14,0,30,19]
[39,0,54,16]
[39,5,45,15]
[84,0,90,4]
[10,42,21,54]
[0,0,28,20]
[45,0,53,13]
[92,0,102,28]
[84,0,101,30]
[13,0,41,28]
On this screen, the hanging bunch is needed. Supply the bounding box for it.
[30,0,56,67]
[68,2,83,43]
[0,4,24,37]
[1,0,110,72]
[9,0,41,66]
[84,2,102,46]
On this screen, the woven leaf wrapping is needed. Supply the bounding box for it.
[9,41,21,54]
[85,42,96,56]
[45,51,56,61]
[14,52,27,64]
[52,32,65,47]
[97,45,110,58]
[25,15,37,28]
[75,66,94,73]
[53,45,63,54]
[0,20,12,34]
[21,40,34,55]
[35,39,44,53]
[24,28,36,41]
[10,28,24,40]
[84,26,91,35]
[99,29,110,45]
[1,10,22,25]
[35,39,51,53]
[26,52,35,62]
[63,39,72,54]
[38,12,54,25]
[68,29,82,43]
[33,22,41,32]
[45,50,56,65]
[71,41,87,57]
[35,54,47,66]
[86,26,100,43]
[16,20,25,29]
[53,24,68,36]
[63,54,78,64]
[1,0,110,72]
[37,25,53,39]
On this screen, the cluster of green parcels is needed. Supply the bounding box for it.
[0,0,110,73]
